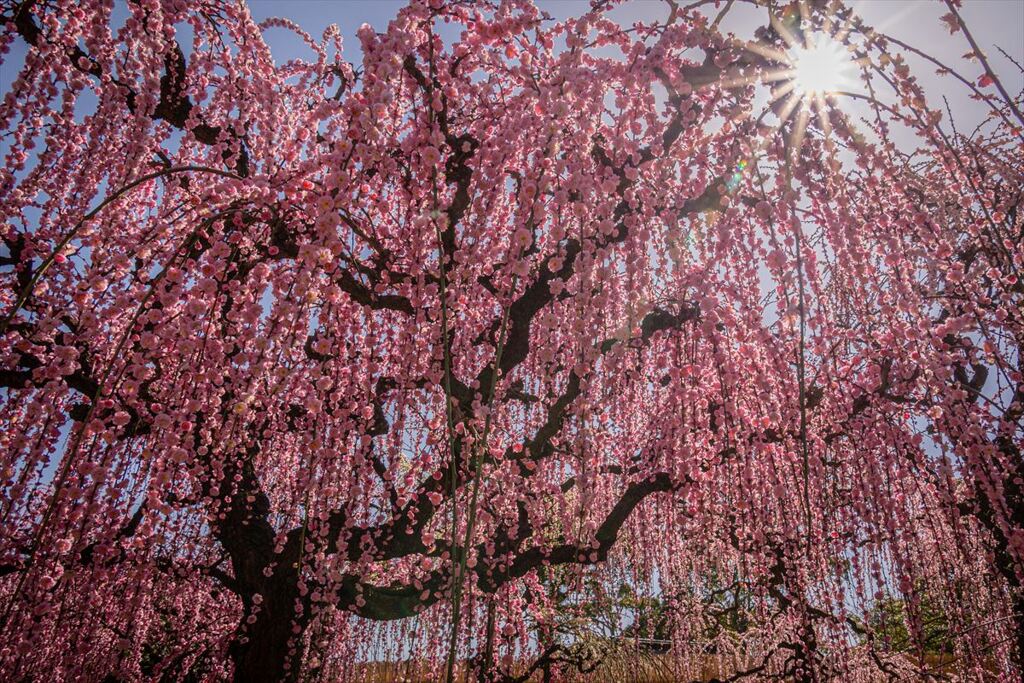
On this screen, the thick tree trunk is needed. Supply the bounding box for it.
[230,589,301,683]
[1013,594,1024,672]
[979,450,1024,669]
[213,456,306,682]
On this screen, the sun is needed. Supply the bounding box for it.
[707,13,869,168]
[788,33,854,98]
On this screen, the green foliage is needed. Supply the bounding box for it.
[698,568,756,639]
[860,589,952,655]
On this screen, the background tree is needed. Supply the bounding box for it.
[0,0,1021,681]
[860,587,952,658]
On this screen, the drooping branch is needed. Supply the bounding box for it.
[306,302,700,570]
[5,1,250,175]
[341,471,676,621]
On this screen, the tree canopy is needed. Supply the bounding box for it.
[0,0,1021,680]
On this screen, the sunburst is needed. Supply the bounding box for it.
[707,4,870,173]
[775,30,859,166]
[788,33,855,98]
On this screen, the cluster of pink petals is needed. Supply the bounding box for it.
[0,0,1021,681]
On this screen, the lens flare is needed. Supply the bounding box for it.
[788,34,854,97]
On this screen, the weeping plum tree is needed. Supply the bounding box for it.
[0,0,1021,680]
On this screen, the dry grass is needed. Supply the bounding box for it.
[343,650,983,682]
